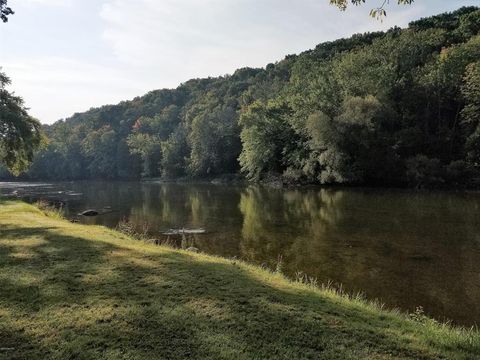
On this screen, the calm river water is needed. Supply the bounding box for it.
[1,181,479,326]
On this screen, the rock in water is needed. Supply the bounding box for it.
[186,247,200,253]
[79,209,99,217]
[184,229,206,234]
[162,228,206,235]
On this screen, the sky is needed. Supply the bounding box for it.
[0,0,478,124]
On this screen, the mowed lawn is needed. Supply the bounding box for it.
[0,201,479,360]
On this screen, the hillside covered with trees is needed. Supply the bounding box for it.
[3,6,480,188]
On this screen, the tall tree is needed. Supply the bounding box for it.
[0,71,43,175]
[1,1,44,175]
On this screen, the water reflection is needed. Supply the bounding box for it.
[239,187,480,326]
[1,181,480,326]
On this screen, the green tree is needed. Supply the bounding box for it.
[188,104,240,176]
[308,95,396,184]
[0,71,43,175]
[126,107,182,177]
[405,155,443,188]
[81,126,118,178]
[161,127,188,178]
[239,100,295,181]
[461,61,480,166]
[456,9,480,40]
[127,132,162,177]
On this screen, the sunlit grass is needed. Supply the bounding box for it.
[0,199,479,359]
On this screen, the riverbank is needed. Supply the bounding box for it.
[0,200,479,359]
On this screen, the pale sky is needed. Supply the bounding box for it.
[0,0,478,124]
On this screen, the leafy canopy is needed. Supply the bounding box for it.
[330,0,414,18]
[0,71,44,175]
[0,0,13,23]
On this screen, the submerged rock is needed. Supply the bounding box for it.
[409,254,433,262]
[78,209,99,217]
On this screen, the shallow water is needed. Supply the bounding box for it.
[1,181,480,326]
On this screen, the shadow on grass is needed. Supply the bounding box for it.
[0,222,475,360]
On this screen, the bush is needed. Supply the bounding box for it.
[406,155,444,188]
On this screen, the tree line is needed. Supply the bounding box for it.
[1,6,479,188]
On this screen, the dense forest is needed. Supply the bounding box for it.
[2,6,479,188]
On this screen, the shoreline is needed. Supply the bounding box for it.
[2,178,480,195]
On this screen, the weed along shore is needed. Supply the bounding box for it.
[0,200,479,359]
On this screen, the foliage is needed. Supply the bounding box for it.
[405,155,443,188]
[461,61,480,167]
[239,100,295,180]
[81,125,118,179]
[0,71,44,175]
[329,0,415,18]
[188,102,240,176]
[8,6,480,188]
[0,0,13,23]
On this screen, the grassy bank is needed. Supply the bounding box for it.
[0,200,479,359]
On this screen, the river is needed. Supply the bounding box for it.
[1,181,479,326]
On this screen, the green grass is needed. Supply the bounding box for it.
[0,200,479,360]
